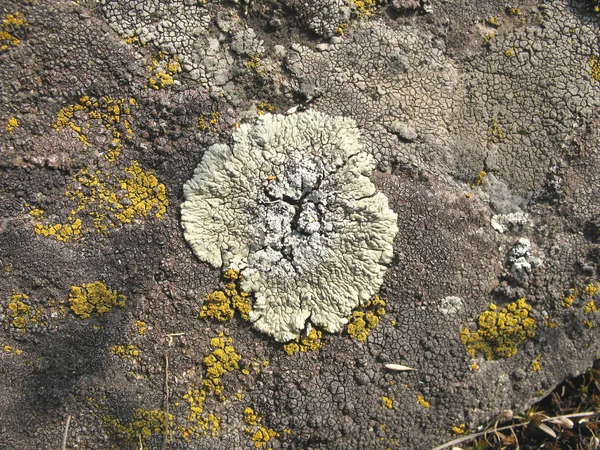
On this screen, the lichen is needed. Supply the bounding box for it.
[382,396,393,409]
[346,295,386,341]
[532,356,542,371]
[452,424,466,435]
[202,332,242,396]
[68,281,126,319]
[135,320,147,335]
[147,52,181,89]
[196,111,220,132]
[0,12,26,51]
[460,298,537,360]
[53,95,134,161]
[104,408,172,445]
[33,160,167,241]
[6,292,44,333]
[111,344,139,358]
[181,111,398,342]
[417,395,430,409]
[5,116,18,133]
[199,269,252,322]
[489,117,504,143]
[562,288,578,308]
[243,407,280,448]
[282,327,323,355]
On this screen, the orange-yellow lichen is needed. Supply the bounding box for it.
[111,344,139,358]
[489,118,504,142]
[417,395,430,409]
[562,288,578,308]
[452,424,466,435]
[255,102,275,116]
[532,355,542,372]
[34,159,167,241]
[200,269,252,322]
[585,283,599,297]
[5,116,18,133]
[135,320,147,335]
[584,300,597,315]
[382,396,393,409]
[196,111,220,132]
[6,292,44,333]
[470,170,487,189]
[53,96,134,160]
[68,281,126,319]
[246,55,264,75]
[346,295,386,341]
[460,298,537,360]
[104,408,172,444]
[0,12,26,51]
[147,52,180,89]
[283,328,323,355]
[243,407,280,448]
[590,55,600,82]
[202,332,242,396]
[349,0,376,17]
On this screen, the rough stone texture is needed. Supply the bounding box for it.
[1,0,599,449]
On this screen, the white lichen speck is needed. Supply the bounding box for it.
[181,111,398,342]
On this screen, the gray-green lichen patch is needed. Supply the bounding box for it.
[181,111,398,342]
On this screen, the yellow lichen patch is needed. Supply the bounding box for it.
[417,395,430,409]
[5,116,18,133]
[349,0,377,17]
[0,12,26,51]
[244,407,280,449]
[202,332,242,396]
[460,298,537,360]
[585,283,599,297]
[135,320,147,335]
[532,355,542,372]
[68,281,126,319]
[104,408,172,445]
[382,396,393,409]
[200,269,252,322]
[346,295,386,341]
[544,316,558,328]
[283,328,323,355]
[115,162,169,222]
[34,159,167,241]
[34,218,82,242]
[584,300,597,315]
[244,407,260,426]
[590,55,600,82]
[452,424,466,435]
[255,102,275,116]
[471,362,480,371]
[505,48,514,57]
[584,320,594,328]
[111,344,139,358]
[6,292,44,333]
[200,291,234,322]
[53,96,134,160]
[489,117,504,142]
[246,55,264,75]
[507,7,521,15]
[147,52,180,89]
[470,170,487,189]
[196,111,220,132]
[181,388,221,438]
[562,288,578,308]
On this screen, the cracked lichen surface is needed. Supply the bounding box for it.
[182,111,398,342]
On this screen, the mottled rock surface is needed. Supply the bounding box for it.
[1,0,599,449]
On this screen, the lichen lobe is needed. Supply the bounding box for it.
[182,111,398,342]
